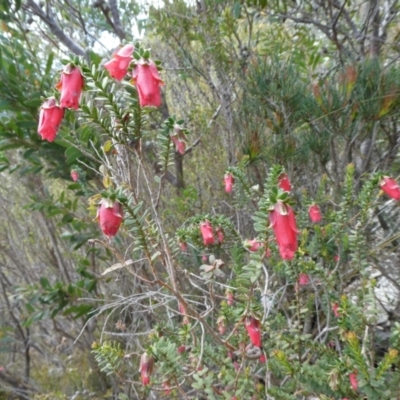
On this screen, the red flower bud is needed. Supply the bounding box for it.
[56,64,84,110]
[179,241,187,252]
[278,173,291,192]
[177,344,187,354]
[216,227,224,243]
[38,98,64,142]
[244,316,262,348]
[96,199,123,237]
[309,204,322,223]
[132,60,164,107]
[139,352,154,386]
[170,135,186,154]
[349,371,358,391]
[226,290,234,306]
[379,176,400,200]
[269,201,298,260]
[246,239,263,252]
[298,273,310,285]
[200,220,215,246]
[104,44,134,81]
[70,170,79,182]
[224,173,234,194]
[332,302,340,318]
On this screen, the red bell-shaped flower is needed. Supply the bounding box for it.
[104,44,134,81]
[309,204,322,223]
[224,173,234,194]
[56,64,84,110]
[244,316,262,348]
[96,199,124,237]
[269,201,298,260]
[379,176,400,200]
[200,220,215,246]
[278,173,292,192]
[132,60,164,107]
[38,97,64,142]
[139,352,154,386]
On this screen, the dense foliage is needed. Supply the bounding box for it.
[0,0,400,399]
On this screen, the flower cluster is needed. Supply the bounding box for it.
[38,64,83,142]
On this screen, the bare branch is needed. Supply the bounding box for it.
[25,0,86,56]
[108,0,126,40]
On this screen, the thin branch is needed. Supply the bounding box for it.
[25,0,86,56]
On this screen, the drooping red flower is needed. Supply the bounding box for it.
[216,227,224,243]
[96,199,124,237]
[246,239,263,252]
[379,176,400,200]
[349,371,358,390]
[309,204,322,223]
[56,64,84,110]
[132,60,164,107]
[332,302,340,318]
[200,220,215,246]
[139,352,154,386]
[177,344,187,354]
[104,44,134,81]
[269,201,298,260]
[170,135,186,155]
[244,316,262,348]
[38,97,64,142]
[70,170,79,182]
[224,173,234,194]
[298,273,310,285]
[278,173,292,192]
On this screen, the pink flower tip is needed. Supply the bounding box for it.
[349,371,358,391]
[246,239,263,252]
[298,273,310,285]
[224,172,234,193]
[70,170,79,182]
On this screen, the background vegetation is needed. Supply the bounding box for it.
[0,0,400,399]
